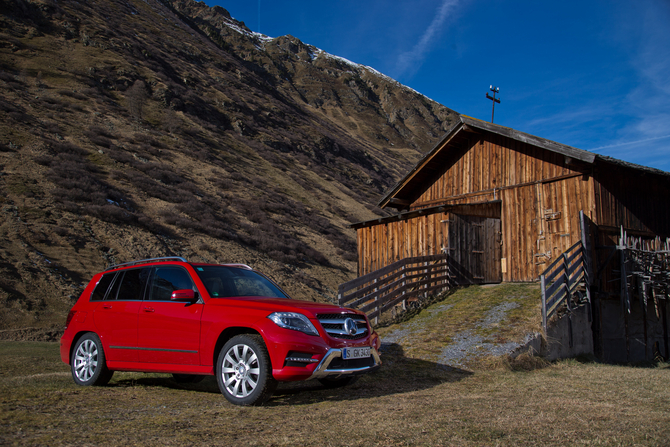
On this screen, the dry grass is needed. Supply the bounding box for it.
[1,341,668,446]
[377,283,543,365]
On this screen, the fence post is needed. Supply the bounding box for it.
[541,273,547,334]
[424,260,428,299]
[373,278,379,326]
[401,269,407,310]
[563,252,574,348]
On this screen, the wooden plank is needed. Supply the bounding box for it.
[340,254,449,297]
[545,275,566,297]
[343,264,450,307]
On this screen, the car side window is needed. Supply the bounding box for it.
[116,268,151,301]
[103,268,151,301]
[149,266,195,301]
[90,273,116,301]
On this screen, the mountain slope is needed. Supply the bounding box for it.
[0,0,457,333]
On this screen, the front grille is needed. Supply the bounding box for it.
[317,313,368,340]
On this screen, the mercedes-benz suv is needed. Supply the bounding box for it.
[60,257,381,405]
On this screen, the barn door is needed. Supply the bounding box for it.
[448,214,502,284]
[536,181,575,277]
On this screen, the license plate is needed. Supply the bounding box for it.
[342,346,371,360]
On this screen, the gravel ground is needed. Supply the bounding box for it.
[381,301,539,369]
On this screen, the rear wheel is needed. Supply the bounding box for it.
[71,333,113,386]
[216,334,277,406]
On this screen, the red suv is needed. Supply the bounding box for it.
[60,257,381,405]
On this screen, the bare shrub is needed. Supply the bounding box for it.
[229,171,250,183]
[162,108,180,134]
[212,177,233,191]
[126,80,147,121]
[0,71,14,82]
[52,226,70,237]
[85,127,115,148]
[8,111,31,123]
[58,90,87,100]
[137,163,184,185]
[87,134,112,148]
[87,126,115,139]
[106,148,134,164]
[52,141,88,156]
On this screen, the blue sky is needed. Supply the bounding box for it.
[208,0,670,172]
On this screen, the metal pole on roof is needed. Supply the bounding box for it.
[486,85,500,123]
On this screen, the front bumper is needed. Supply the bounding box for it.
[308,347,381,380]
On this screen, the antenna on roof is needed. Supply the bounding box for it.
[486,85,500,123]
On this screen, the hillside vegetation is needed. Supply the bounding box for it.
[0,0,457,333]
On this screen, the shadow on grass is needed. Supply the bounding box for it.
[267,343,473,406]
[109,343,473,405]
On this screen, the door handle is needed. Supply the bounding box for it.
[102,304,112,309]
[143,307,155,313]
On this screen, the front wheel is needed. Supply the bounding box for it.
[216,334,277,406]
[71,333,113,386]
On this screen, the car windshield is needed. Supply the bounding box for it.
[194,266,289,299]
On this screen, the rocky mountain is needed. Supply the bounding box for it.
[0,0,457,336]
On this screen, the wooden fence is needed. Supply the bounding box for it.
[338,254,451,323]
[618,230,670,314]
[540,240,591,337]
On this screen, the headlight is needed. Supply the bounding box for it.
[268,312,319,336]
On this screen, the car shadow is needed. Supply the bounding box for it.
[111,343,473,404]
[266,342,472,406]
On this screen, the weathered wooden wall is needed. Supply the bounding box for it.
[412,134,580,210]
[356,202,501,277]
[357,213,447,277]
[357,133,593,282]
[593,162,670,237]
[501,175,595,281]
[590,163,670,295]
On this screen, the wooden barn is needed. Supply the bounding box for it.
[354,116,669,282]
[347,115,670,362]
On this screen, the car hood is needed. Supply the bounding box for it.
[210,296,363,318]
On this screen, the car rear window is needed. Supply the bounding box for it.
[194,266,288,299]
[90,273,115,301]
[102,268,151,301]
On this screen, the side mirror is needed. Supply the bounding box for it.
[171,289,197,302]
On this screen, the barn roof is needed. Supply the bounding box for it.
[378,115,669,210]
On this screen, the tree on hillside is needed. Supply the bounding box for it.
[126,80,147,121]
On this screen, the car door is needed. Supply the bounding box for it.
[93,268,150,363]
[137,266,203,365]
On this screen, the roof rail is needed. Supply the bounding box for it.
[227,264,253,270]
[106,256,188,271]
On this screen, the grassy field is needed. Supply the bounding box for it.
[1,341,668,446]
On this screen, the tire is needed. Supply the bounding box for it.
[172,374,205,384]
[216,334,277,406]
[318,376,358,388]
[71,333,113,386]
